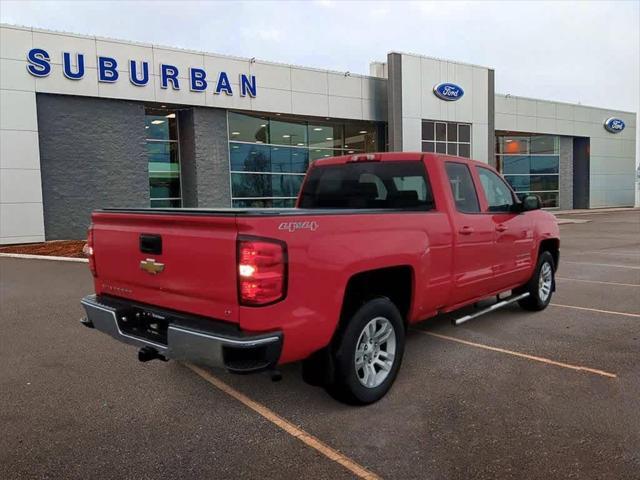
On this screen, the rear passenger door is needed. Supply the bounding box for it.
[475,166,534,288]
[444,162,496,305]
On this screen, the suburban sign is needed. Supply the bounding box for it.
[433,82,464,101]
[603,117,625,134]
[26,48,257,97]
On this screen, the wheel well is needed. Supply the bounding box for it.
[339,266,413,329]
[539,238,559,269]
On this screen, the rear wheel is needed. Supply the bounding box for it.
[517,250,555,311]
[327,297,405,405]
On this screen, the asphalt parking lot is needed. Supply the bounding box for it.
[1,210,639,479]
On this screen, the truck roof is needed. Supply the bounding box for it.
[313,152,490,168]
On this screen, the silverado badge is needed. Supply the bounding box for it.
[140,258,165,275]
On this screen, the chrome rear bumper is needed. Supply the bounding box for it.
[80,294,282,373]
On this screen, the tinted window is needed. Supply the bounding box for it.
[477,167,515,212]
[445,162,480,213]
[299,161,434,210]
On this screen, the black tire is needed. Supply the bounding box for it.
[517,250,555,311]
[326,297,405,405]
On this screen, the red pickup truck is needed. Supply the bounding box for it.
[81,152,559,404]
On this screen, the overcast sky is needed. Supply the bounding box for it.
[2,0,638,123]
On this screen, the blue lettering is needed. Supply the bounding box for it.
[26,48,51,77]
[62,52,85,80]
[160,64,180,90]
[129,60,149,86]
[239,74,257,97]
[215,71,233,95]
[98,56,119,82]
[189,68,207,92]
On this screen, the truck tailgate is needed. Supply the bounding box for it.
[91,211,240,322]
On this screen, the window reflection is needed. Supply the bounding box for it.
[228,112,269,143]
[231,173,304,198]
[421,120,472,158]
[496,133,560,208]
[228,112,384,206]
[145,112,178,141]
[271,119,307,147]
[146,108,181,207]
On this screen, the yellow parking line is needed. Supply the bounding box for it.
[415,330,617,379]
[185,363,382,480]
[556,277,639,288]
[550,303,640,318]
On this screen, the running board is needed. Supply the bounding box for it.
[452,292,530,326]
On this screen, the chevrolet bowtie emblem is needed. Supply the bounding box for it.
[140,258,165,275]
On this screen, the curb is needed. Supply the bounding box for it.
[0,253,88,263]
[554,207,639,216]
[557,219,591,225]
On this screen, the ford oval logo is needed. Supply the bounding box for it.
[433,83,464,101]
[604,117,625,133]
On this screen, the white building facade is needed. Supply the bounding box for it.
[0,24,636,244]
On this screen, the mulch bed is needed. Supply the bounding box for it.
[0,240,87,258]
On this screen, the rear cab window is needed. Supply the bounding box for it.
[444,162,480,213]
[299,161,435,210]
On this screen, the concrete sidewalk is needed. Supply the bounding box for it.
[554,206,639,215]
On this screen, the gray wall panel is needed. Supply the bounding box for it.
[178,109,198,208]
[387,53,403,152]
[36,93,148,240]
[190,107,230,207]
[559,136,574,210]
[488,69,495,166]
[573,137,590,209]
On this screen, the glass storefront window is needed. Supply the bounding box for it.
[421,120,472,158]
[530,135,559,154]
[422,121,434,141]
[497,136,529,155]
[344,123,376,152]
[146,108,181,208]
[496,133,560,208]
[421,142,434,153]
[530,155,559,174]
[228,112,269,143]
[458,143,470,158]
[228,112,384,207]
[502,155,530,175]
[145,113,178,141]
[309,121,343,149]
[231,173,304,198]
[147,142,179,167]
[309,148,340,161]
[458,124,471,143]
[271,119,307,147]
[232,198,297,208]
[271,147,309,173]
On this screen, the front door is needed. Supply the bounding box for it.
[475,166,534,289]
[444,162,497,305]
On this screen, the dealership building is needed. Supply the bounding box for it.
[0,23,637,244]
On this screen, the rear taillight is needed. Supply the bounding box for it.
[84,226,97,277]
[237,236,287,306]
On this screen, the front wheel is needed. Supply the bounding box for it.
[327,297,405,405]
[517,250,555,311]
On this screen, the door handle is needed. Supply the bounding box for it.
[496,224,508,232]
[459,226,474,235]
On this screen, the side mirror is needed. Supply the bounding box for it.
[521,194,542,211]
